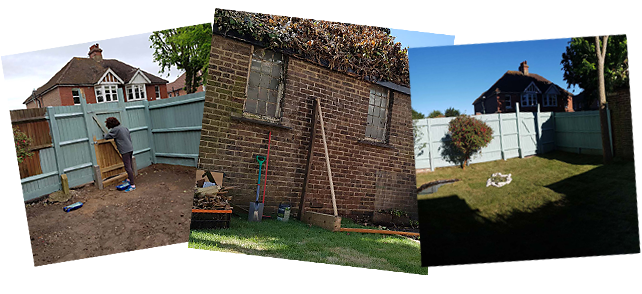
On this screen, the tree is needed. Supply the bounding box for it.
[444,115,493,170]
[562,35,627,164]
[444,107,461,117]
[150,23,213,94]
[412,109,425,120]
[13,127,33,163]
[428,110,444,118]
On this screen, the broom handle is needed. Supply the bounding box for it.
[261,131,271,204]
[316,100,338,217]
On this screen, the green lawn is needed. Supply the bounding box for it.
[417,151,640,266]
[189,217,426,274]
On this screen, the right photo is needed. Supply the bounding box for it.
[411,36,640,266]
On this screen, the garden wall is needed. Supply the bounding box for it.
[13,90,204,201]
[415,104,607,170]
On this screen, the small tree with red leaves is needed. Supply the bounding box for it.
[446,115,493,170]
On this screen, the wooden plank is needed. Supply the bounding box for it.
[191,209,233,214]
[298,98,319,219]
[316,99,338,217]
[301,211,341,232]
[101,162,124,173]
[339,228,420,237]
[61,174,70,195]
[18,150,42,179]
[102,172,129,187]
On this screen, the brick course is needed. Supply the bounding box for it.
[198,34,418,220]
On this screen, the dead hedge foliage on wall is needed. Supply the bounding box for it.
[214,9,410,87]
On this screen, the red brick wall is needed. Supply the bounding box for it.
[199,34,417,219]
[609,88,634,159]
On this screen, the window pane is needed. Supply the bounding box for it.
[248,73,260,88]
[267,89,278,104]
[245,100,257,113]
[258,88,268,101]
[257,101,267,116]
[247,87,258,100]
[267,103,276,117]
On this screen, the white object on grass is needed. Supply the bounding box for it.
[486,173,512,187]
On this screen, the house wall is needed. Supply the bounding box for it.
[199,34,417,219]
[609,88,634,159]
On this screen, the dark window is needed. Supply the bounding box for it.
[72,89,81,105]
[244,48,285,118]
[365,87,390,142]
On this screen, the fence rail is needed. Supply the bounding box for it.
[415,104,609,170]
[13,90,204,201]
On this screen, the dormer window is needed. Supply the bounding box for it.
[520,82,540,107]
[95,69,123,103]
[543,86,560,107]
[544,94,557,107]
[126,84,147,101]
[505,95,512,109]
[95,85,118,103]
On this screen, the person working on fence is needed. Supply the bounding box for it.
[104,117,136,192]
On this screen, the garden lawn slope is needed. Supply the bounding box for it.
[189,217,425,274]
[417,151,639,266]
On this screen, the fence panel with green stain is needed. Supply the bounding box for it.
[14,90,205,201]
[414,105,605,170]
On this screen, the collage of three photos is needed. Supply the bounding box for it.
[2,7,638,279]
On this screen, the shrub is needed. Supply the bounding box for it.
[13,127,33,163]
[444,115,493,170]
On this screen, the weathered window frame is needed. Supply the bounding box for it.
[365,86,392,143]
[243,46,287,120]
[94,84,118,103]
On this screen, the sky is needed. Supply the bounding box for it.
[0,32,185,110]
[409,38,581,116]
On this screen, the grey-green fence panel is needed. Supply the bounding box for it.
[19,91,204,201]
[415,109,606,170]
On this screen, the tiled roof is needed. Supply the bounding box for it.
[473,70,572,105]
[166,70,202,93]
[24,57,168,104]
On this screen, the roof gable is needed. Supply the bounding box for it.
[129,69,152,84]
[97,68,125,84]
[473,70,571,105]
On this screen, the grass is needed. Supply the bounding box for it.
[189,217,426,274]
[417,151,640,266]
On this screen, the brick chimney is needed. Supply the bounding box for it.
[519,61,529,75]
[88,44,103,62]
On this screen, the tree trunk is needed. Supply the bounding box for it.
[595,36,613,164]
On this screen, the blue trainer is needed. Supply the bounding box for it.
[116,180,130,191]
[123,185,136,192]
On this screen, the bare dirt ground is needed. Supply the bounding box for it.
[25,164,195,266]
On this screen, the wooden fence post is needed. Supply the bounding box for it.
[606,104,614,157]
[143,100,157,164]
[78,89,101,187]
[46,107,64,188]
[117,88,130,128]
[426,118,434,171]
[535,103,544,154]
[498,113,505,160]
[515,104,523,158]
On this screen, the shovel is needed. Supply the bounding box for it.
[249,155,266,222]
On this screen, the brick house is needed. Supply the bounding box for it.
[23,44,169,108]
[199,29,417,219]
[167,70,205,98]
[473,61,574,114]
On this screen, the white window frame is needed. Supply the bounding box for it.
[72,89,81,105]
[544,93,558,107]
[505,94,512,109]
[520,82,540,107]
[94,84,119,103]
[154,85,160,100]
[126,84,147,101]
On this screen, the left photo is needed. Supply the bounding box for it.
[3,23,212,266]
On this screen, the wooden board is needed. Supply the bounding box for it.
[301,211,341,232]
[18,150,42,179]
[93,136,127,188]
[339,228,420,237]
